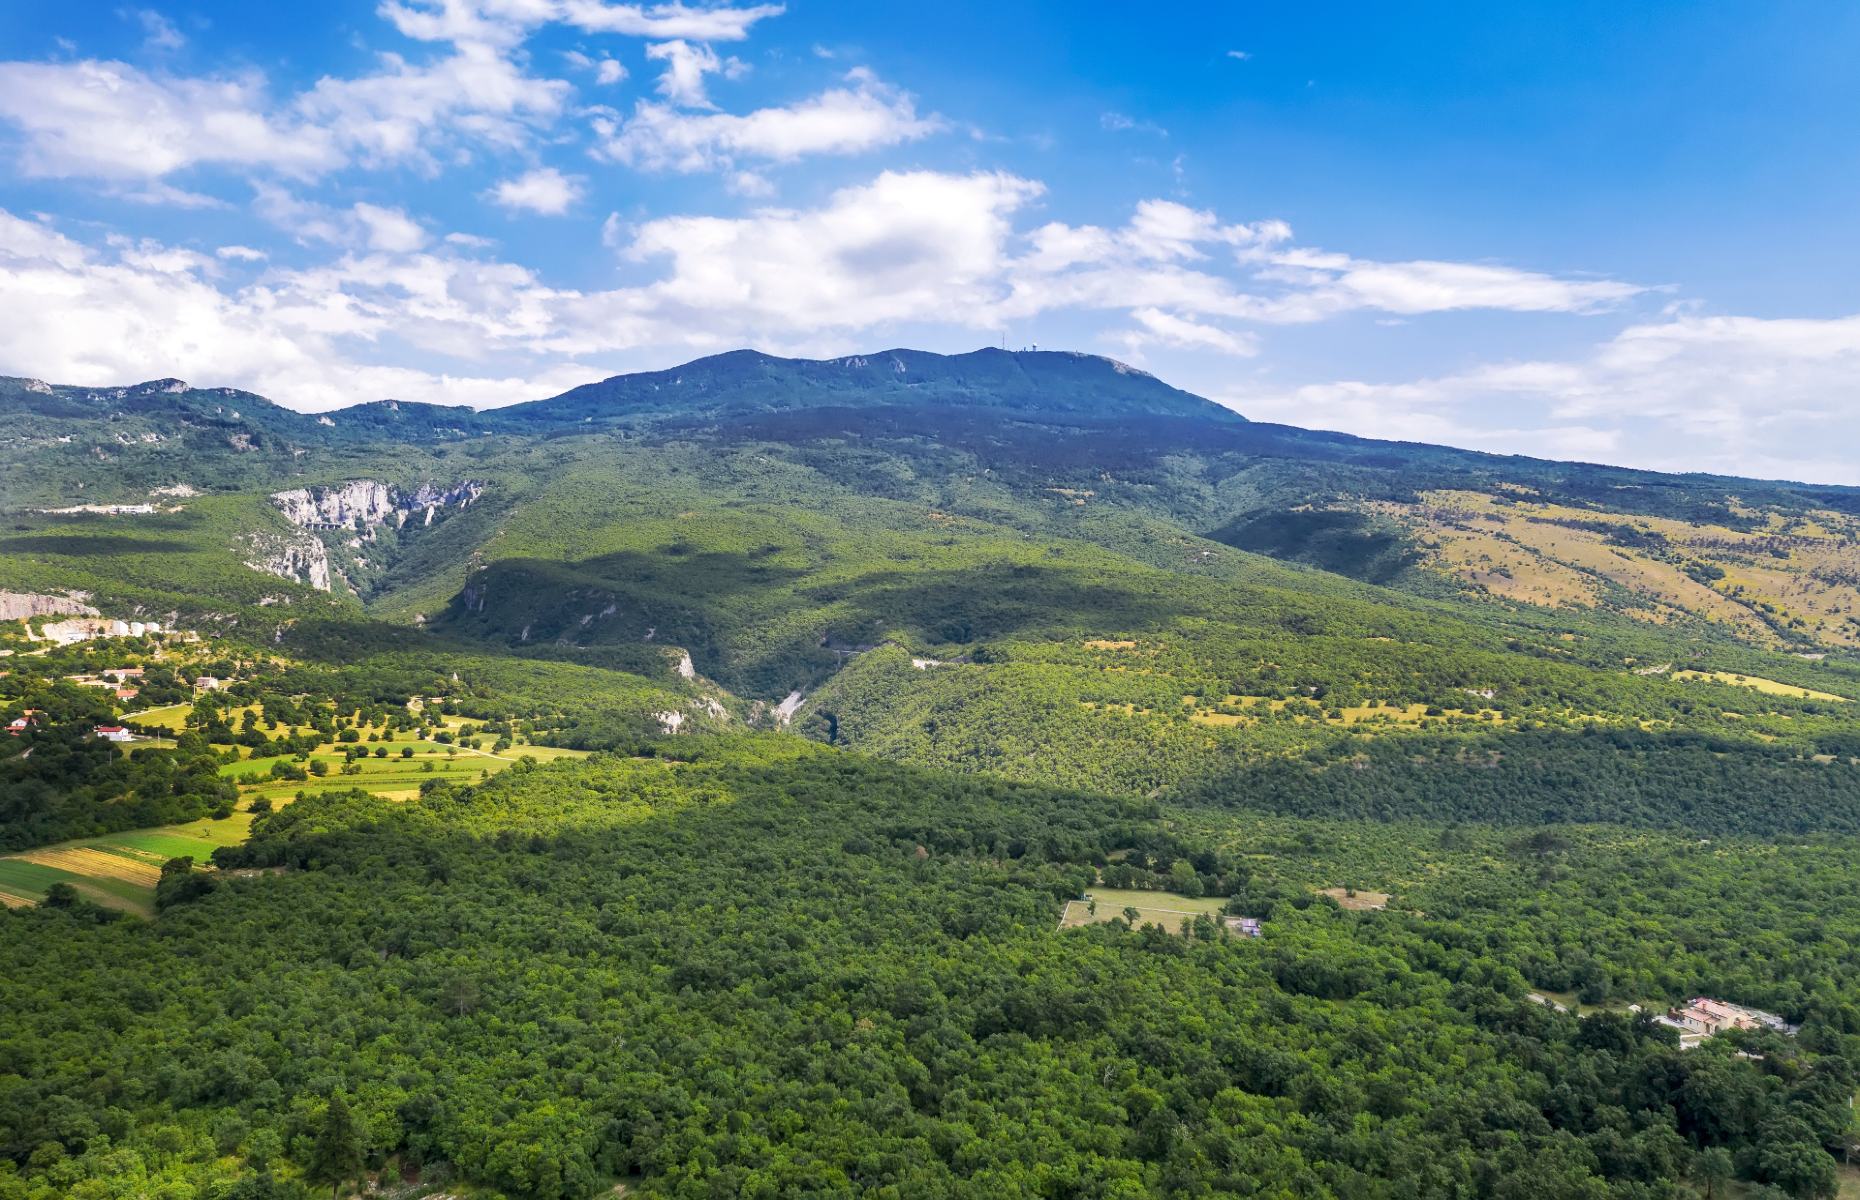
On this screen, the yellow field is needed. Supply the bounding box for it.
[14,846,164,887]
[1176,695,1502,729]
[1083,639,1138,650]
[1671,670,1849,702]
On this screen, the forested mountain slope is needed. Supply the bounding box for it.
[5,349,1860,1199]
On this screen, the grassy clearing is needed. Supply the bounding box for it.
[1671,670,1849,702]
[219,734,576,802]
[1317,886,1391,911]
[125,702,193,731]
[1061,887,1228,935]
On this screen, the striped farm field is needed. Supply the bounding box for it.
[15,846,164,886]
[0,816,254,914]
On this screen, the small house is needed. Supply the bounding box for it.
[1224,916,1264,938]
[93,725,134,743]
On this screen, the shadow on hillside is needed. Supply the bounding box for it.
[0,533,193,557]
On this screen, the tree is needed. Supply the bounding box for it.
[309,1093,364,1199]
[1696,1146,1733,1200]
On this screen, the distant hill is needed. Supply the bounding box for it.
[6,347,1860,659]
[498,348,1233,426]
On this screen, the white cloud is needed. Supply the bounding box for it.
[1229,313,1860,483]
[1117,307,1258,357]
[602,169,1044,340]
[1100,111,1167,137]
[297,43,569,167]
[1226,50,1251,61]
[0,43,567,189]
[644,39,741,108]
[595,69,940,171]
[0,205,593,409]
[352,202,429,252]
[555,1,783,40]
[0,174,1666,430]
[0,60,340,181]
[215,244,268,261]
[487,166,584,214]
[1259,248,1643,319]
[998,202,1638,326]
[128,9,187,51]
[379,0,782,46]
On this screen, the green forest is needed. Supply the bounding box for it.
[2,352,1858,1199]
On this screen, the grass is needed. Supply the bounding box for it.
[1317,886,1391,911]
[1671,670,1850,702]
[126,702,194,731]
[0,738,588,912]
[1060,887,1229,935]
[221,732,585,802]
[0,817,256,913]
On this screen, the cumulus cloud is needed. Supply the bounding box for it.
[557,1,782,41]
[1228,314,1860,483]
[352,202,429,252]
[0,44,567,187]
[378,1,783,47]
[296,43,569,167]
[564,50,629,84]
[0,165,1666,421]
[128,9,187,51]
[644,39,742,108]
[0,60,340,181]
[594,69,941,171]
[0,206,596,409]
[1116,308,1258,357]
[487,166,584,214]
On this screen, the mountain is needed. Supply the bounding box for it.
[502,347,1234,426]
[6,346,1860,1200]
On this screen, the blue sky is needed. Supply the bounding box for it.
[1,2,1857,481]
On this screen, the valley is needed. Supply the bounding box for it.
[3,350,1859,1200]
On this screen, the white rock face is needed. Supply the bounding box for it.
[244,533,332,591]
[0,591,97,621]
[249,479,483,592]
[675,651,696,679]
[774,690,806,725]
[269,479,482,531]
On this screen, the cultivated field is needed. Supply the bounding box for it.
[0,726,588,911]
[0,816,251,915]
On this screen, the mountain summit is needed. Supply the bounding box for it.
[503,347,1239,426]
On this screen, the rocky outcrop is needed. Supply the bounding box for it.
[249,479,482,594]
[0,591,97,621]
[242,532,332,592]
[270,479,483,531]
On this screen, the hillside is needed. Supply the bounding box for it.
[5,348,1860,1200]
[5,348,1860,809]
